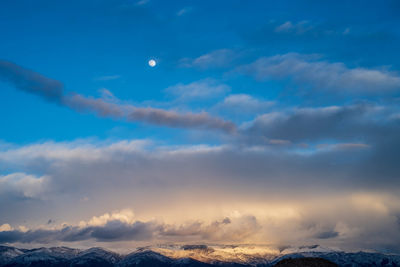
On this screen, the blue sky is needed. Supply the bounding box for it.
[1,0,400,252]
[1,0,399,143]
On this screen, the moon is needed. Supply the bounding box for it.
[148,59,156,67]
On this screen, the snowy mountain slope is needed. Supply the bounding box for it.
[0,245,399,266]
[273,251,400,267]
[0,246,24,265]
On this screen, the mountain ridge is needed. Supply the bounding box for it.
[0,245,399,267]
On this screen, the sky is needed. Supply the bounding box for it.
[1,0,400,253]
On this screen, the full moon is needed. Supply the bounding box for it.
[148,59,156,67]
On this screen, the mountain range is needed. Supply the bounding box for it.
[1,244,399,267]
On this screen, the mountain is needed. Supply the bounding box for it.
[273,251,400,267]
[0,245,399,267]
[273,257,338,267]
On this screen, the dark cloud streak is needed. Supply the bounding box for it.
[0,60,235,133]
[0,60,64,102]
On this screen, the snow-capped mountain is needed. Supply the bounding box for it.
[0,244,399,266]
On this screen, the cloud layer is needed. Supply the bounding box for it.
[0,131,399,250]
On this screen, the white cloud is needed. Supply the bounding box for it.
[239,53,400,93]
[166,79,230,101]
[0,139,150,163]
[177,7,192,16]
[79,209,136,227]
[0,172,48,199]
[275,21,313,34]
[180,49,235,69]
[218,94,274,113]
[0,224,13,232]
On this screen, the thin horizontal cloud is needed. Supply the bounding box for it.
[180,49,236,69]
[239,53,400,93]
[165,79,230,101]
[127,107,236,132]
[316,143,370,151]
[64,93,236,133]
[217,94,274,114]
[94,75,121,81]
[275,21,313,34]
[0,60,236,133]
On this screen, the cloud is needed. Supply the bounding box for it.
[177,7,192,16]
[0,210,260,244]
[275,21,313,34]
[0,173,49,199]
[165,79,230,101]
[0,221,158,244]
[218,94,274,113]
[0,60,236,133]
[161,215,260,242]
[127,106,236,133]
[0,224,13,232]
[239,53,400,93]
[0,60,63,102]
[1,197,400,252]
[314,230,339,239]
[94,75,121,81]
[244,104,392,144]
[135,0,150,6]
[316,143,370,151]
[1,137,400,250]
[63,93,126,118]
[65,91,234,135]
[0,139,149,164]
[64,92,235,133]
[79,209,136,227]
[180,49,235,69]
[0,209,159,243]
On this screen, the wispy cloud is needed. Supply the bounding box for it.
[180,49,236,69]
[64,93,236,133]
[94,75,121,81]
[177,7,192,16]
[275,21,313,34]
[135,0,149,5]
[165,79,230,101]
[239,53,400,93]
[217,94,274,114]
